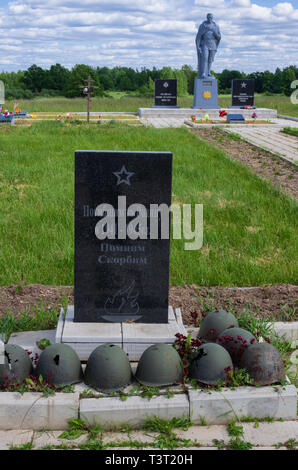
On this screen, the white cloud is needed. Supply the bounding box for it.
[273,2,294,15]
[0,0,297,72]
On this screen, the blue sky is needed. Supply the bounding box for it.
[0,0,297,73]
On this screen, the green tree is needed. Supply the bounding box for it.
[218,69,244,94]
[23,65,47,92]
[46,64,70,92]
[63,64,103,98]
[281,67,296,96]
[181,65,196,94]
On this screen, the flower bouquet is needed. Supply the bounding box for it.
[0,107,14,123]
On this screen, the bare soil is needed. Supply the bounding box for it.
[0,284,296,327]
[191,127,298,201]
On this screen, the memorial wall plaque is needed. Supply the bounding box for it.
[74,151,172,323]
[154,79,177,107]
[231,79,255,107]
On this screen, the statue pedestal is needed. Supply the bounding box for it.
[192,78,219,109]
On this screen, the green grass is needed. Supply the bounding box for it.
[0,121,297,287]
[282,127,298,137]
[3,92,298,116]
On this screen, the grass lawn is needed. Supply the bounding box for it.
[2,93,298,117]
[0,121,297,287]
[282,127,298,137]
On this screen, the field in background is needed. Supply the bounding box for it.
[2,93,297,116]
[0,121,296,287]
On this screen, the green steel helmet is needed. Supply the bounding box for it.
[84,344,132,392]
[188,342,233,385]
[135,343,183,386]
[34,343,83,386]
[216,327,256,366]
[198,309,239,342]
[0,344,33,386]
[239,342,285,385]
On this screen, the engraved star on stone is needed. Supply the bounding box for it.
[241,82,247,88]
[113,165,135,185]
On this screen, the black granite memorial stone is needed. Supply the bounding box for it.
[74,151,172,324]
[154,79,177,107]
[231,79,255,107]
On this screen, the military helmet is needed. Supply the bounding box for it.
[188,342,233,385]
[34,343,83,386]
[216,327,256,366]
[198,309,239,342]
[84,344,132,392]
[239,342,285,385]
[135,343,183,386]
[0,344,33,386]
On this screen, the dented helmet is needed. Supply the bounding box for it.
[239,342,285,385]
[0,344,33,386]
[216,327,256,366]
[198,309,239,342]
[189,342,233,385]
[136,344,183,386]
[34,343,83,386]
[84,344,132,392]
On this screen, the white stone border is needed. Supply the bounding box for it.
[0,384,295,430]
[2,320,297,430]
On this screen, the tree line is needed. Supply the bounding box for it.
[0,63,297,100]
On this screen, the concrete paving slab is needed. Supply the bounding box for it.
[175,424,230,445]
[175,422,298,447]
[242,421,298,446]
[32,429,88,448]
[8,330,56,359]
[224,126,298,164]
[0,430,33,450]
[252,446,287,450]
[102,430,157,445]
[269,322,298,342]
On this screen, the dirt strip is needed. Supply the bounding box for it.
[0,284,297,326]
[191,127,298,201]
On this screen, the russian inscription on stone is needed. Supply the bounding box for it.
[154,79,177,107]
[74,151,172,323]
[231,79,255,107]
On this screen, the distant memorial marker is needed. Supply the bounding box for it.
[74,151,172,324]
[154,79,178,107]
[231,79,255,107]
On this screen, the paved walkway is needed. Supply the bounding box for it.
[140,116,298,164]
[0,421,296,450]
[224,118,298,164]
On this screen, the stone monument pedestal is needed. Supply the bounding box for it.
[192,78,219,109]
[55,306,187,362]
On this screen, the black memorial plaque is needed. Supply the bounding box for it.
[154,79,177,107]
[74,151,172,323]
[231,79,255,107]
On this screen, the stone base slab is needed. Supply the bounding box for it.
[56,305,187,361]
[139,107,277,119]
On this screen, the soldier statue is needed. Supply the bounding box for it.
[196,13,221,79]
